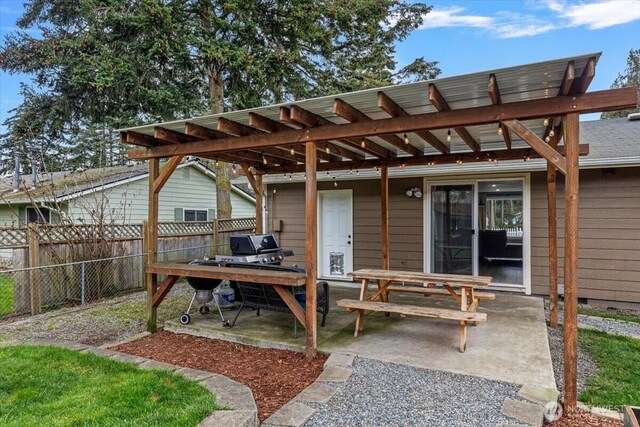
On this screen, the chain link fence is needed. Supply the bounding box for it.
[0,243,224,321]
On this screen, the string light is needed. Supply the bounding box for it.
[523,150,531,162]
[456,155,463,165]
[349,168,353,175]
[231,164,237,174]
[289,174,293,181]
[549,129,555,137]
[333,177,338,187]
[290,147,295,155]
[273,187,277,194]
[447,129,452,143]
[497,123,503,136]
[326,171,330,176]
[400,162,406,168]
[427,157,435,166]
[361,138,366,148]
[325,145,330,154]
[214,159,219,167]
[545,136,551,143]
[356,169,360,175]
[403,134,409,144]
[262,153,268,165]
[543,118,550,126]
[304,173,307,180]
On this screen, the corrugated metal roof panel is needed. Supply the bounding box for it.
[120,53,601,157]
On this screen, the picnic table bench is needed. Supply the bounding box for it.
[337,269,493,352]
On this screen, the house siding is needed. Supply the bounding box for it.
[64,165,255,223]
[268,166,640,305]
[530,167,640,304]
[266,177,424,272]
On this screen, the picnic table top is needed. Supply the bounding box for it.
[348,269,492,288]
[146,262,307,287]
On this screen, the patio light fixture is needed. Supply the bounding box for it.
[405,187,422,198]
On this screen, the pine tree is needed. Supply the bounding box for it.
[602,48,640,119]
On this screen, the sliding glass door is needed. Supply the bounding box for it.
[430,184,474,275]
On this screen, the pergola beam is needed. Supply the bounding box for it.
[502,120,567,174]
[249,113,337,162]
[377,92,449,154]
[428,84,481,152]
[153,155,184,194]
[334,98,422,157]
[127,87,636,160]
[266,145,588,174]
[487,74,513,150]
[288,106,383,159]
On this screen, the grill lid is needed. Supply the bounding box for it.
[230,234,280,255]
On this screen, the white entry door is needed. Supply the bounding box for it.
[319,190,353,280]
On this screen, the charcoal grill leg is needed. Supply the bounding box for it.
[228,301,244,328]
[294,317,298,339]
[186,293,196,315]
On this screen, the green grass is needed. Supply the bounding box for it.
[578,306,640,325]
[0,345,219,427]
[579,329,640,408]
[0,274,14,316]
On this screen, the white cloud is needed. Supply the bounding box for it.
[418,6,494,29]
[550,0,640,29]
[417,1,640,39]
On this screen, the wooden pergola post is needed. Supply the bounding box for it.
[381,166,389,270]
[547,134,559,329]
[563,113,580,410]
[255,174,263,233]
[305,142,318,358]
[146,158,160,332]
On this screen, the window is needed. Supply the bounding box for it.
[26,207,51,224]
[184,209,207,222]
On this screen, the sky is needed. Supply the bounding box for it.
[1,0,639,132]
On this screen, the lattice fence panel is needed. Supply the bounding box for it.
[158,221,215,237]
[36,224,143,243]
[217,217,256,232]
[0,227,28,248]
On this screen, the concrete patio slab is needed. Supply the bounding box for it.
[165,285,556,389]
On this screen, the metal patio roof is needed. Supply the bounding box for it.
[121,53,601,158]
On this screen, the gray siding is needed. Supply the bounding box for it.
[530,167,640,303]
[267,177,424,272]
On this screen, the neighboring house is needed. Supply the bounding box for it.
[0,160,256,227]
[263,115,640,308]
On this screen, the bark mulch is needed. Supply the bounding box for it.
[548,410,623,427]
[111,331,328,421]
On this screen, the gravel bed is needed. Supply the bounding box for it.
[546,309,640,339]
[547,327,597,395]
[305,357,525,427]
[0,282,193,346]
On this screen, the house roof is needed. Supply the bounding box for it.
[259,116,640,183]
[118,52,638,175]
[0,160,256,204]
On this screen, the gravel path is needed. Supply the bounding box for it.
[0,282,193,346]
[547,327,597,395]
[546,309,640,339]
[305,357,525,427]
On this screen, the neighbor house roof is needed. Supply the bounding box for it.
[0,160,255,204]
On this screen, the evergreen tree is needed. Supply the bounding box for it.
[602,48,640,119]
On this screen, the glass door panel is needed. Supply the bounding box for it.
[430,184,474,275]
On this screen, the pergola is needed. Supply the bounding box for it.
[121,53,636,409]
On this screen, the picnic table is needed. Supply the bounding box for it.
[337,269,493,352]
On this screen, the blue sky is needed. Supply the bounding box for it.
[1,0,639,131]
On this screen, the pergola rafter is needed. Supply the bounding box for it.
[121,54,637,411]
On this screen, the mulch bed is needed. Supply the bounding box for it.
[548,410,623,427]
[111,331,328,421]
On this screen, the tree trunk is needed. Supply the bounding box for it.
[209,65,232,220]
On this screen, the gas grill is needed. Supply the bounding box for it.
[180,233,296,326]
[215,234,293,265]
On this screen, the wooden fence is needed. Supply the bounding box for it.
[2,218,256,317]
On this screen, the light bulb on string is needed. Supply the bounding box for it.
[543,118,549,126]
[333,177,338,188]
[361,138,366,148]
[549,129,555,137]
[403,134,409,144]
[447,129,452,143]
[262,153,268,165]
[290,147,295,155]
[232,164,237,174]
[497,123,503,136]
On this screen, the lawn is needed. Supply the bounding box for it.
[0,274,14,316]
[0,345,219,427]
[579,329,640,408]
